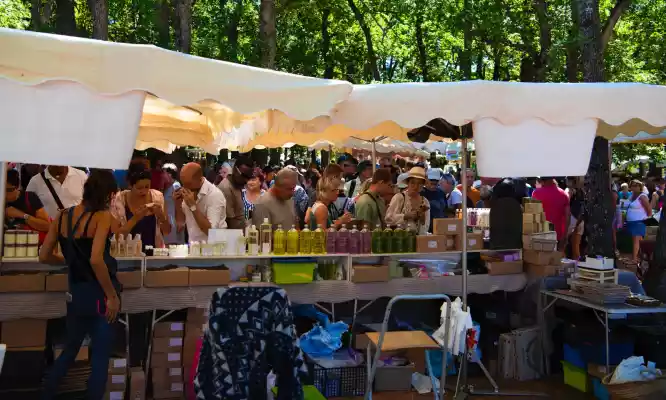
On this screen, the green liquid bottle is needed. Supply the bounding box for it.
[392,224,404,253]
[382,226,393,253]
[287,225,299,255]
[312,224,326,254]
[405,222,417,253]
[299,227,312,255]
[273,224,286,255]
[371,225,384,254]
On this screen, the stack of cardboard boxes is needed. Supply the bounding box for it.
[107,357,128,400]
[183,308,208,387]
[421,218,484,252]
[152,321,185,399]
[522,200,562,277]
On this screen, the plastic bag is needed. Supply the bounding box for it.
[610,356,663,384]
[299,321,348,357]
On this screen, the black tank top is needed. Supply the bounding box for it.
[57,207,118,284]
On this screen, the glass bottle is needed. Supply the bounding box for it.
[299,227,312,255]
[273,224,286,255]
[110,234,117,257]
[312,224,326,254]
[392,224,404,253]
[360,224,372,254]
[247,225,259,256]
[348,225,360,254]
[336,225,349,254]
[260,217,272,254]
[371,225,383,254]
[287,225,299,255]
[406,222,417,253]
[326,226,337,254]
[382,226,393,253]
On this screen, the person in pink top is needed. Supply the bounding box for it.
[532,177,570,248]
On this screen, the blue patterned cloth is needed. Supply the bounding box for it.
[293,186,309,215]
[241,188,265,221]
[195,286,308,400]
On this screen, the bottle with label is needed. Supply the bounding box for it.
[260,217,272,254]
[336,226,349,253]
[312,224,326,254]
[247,225,259,256]
[110,234,117,257]
[371,225,383,254]
[382,226,393,253]
[134,234,142,256]
[360,224,372,254]
[392,224,404,253]
[404,222,415,253]
[299,227,312,254]
[335,264,344,280]
[287,225,299,255]
[273,224,286,255]
[326,227,337,254]
[117,234,126,257]
[348,225,360,254]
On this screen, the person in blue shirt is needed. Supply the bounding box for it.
[421,168,448,232]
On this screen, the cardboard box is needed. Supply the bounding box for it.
[117,270,142,289]
[524,263,559,278]
[486,261,524,275]
[187,308,208,324]
[0,273,46,292]
[433,218,462,235]
[45,273,68,292]
[108,358,128,374]
[153,383,184,399]
[153,322,185,338]
[532,239,557,252]
[153,337,184,353]
[522,235,533,250]
[523,250,561,266]
[416,235,447,253]
[524,203,543,214]
[107,373,127,391]
[375,363,416,391]
[129,368,146,400]
[144,267,189,288]
[466,233,484,250]
[55,345,89,361]
[522,222,535,234]
[351,265,390,283]
[188,268,230,286]
[522,213,534,223]
[1,319,47,348]
[534,213,542,223]
[445,235,457,250]
[152,367,183,384]
[185,322,204,339]
[151,351,182,368]
[104,391,125,400]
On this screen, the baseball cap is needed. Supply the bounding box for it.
[427,168,443,181]
[397,173,409,189]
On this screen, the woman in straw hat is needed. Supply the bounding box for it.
[386,167,430,234]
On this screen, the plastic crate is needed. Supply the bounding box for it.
[580,340,633,366]
[563,344,586,369]
[592,377,610,400]
[311,364,366,397]
[562,360,589,392]
[273,261,316,284]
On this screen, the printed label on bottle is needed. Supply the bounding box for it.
[167,353,181,362]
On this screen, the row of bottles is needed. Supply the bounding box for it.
[244,218,419,255]
[110,234,143,257]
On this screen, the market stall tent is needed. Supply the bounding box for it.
[0,28,352,168]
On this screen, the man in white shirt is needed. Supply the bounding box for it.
[174,163,226,242]
[26,166,88,218]
[344,160,373,198]
[440,173,463,212]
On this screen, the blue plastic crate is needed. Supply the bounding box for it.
[580,340,633,366]
[563,344,586,369]
[592,377,610,400]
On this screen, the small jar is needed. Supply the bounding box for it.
[4,230,17,245]
[4,245,16,258]
[16,244,27,257]
[15,231,28,245]
[27,232,39,245]
[27,245,38,257]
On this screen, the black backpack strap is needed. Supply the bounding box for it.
[348,179,357,197]
[41,172,65,210]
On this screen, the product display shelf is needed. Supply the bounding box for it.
[144,253,345,261]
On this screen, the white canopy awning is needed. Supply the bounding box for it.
[0,28,352,168]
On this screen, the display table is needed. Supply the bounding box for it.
[539,290,666,373]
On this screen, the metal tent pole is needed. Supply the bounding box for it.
[371,140,377,172]
[0,162,7,254]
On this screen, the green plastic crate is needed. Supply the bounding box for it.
[273,262,316,284]
[562,360,589,393]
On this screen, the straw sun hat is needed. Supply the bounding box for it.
[406,166,426,181]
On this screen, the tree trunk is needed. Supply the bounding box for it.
[566,44,579,82]
[155,0,171,48]
[321,7,334,79]
[460,0,472,80]
[174,0,195,53]
[87,0,108,40]
[415,11,428,82]
[54,0,78,35]
[347,0,380,81]
[492,45,502,81]
[259,0,276,68]
[533,0,551,81]
[576,0,604,82]
[475,51,484,79]
[228,0,243,62]
[29,0,41,31]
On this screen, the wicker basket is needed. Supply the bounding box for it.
[602,374,666,400]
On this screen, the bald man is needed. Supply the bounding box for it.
[174,162,227,242]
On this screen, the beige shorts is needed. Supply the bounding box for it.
[569,216,584,235]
